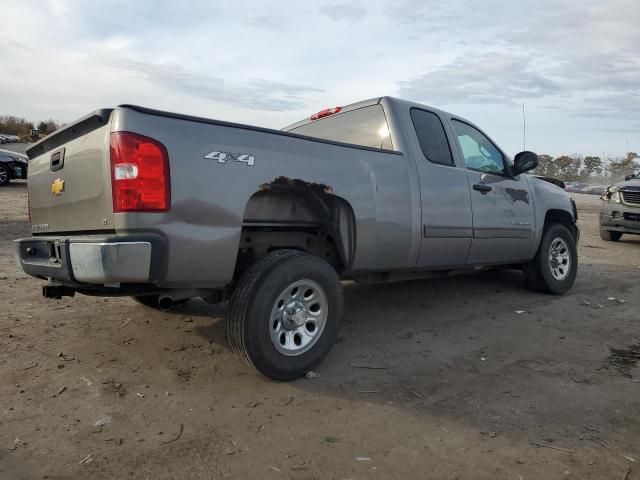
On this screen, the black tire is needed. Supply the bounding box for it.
[0,164,10,186]
[524,224,578,295]
[600,228,622,242]
[132,295,188,310]
[226,249,343,381]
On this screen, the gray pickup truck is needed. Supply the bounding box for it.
[600,172,640,241]
[16,96,579,380]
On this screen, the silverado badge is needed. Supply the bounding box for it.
[51,178,65,195]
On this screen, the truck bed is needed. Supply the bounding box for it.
[24,102,417,288]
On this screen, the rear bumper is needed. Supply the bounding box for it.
[600,203,640,234]
[15,235,164,285]
[69,242,151,283]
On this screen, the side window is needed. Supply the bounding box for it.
[410,109,454,166]
[452,120,506,175]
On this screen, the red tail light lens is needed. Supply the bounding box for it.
[110,132,170,212]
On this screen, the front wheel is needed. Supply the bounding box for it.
[226,250,343,381]
[0,165,10,186]
[600,228,622,242]
[524,224,578,295]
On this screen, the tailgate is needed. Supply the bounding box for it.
[27,110,115,234]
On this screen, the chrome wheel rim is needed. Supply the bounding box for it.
[0,166,8,184]
[269,279,328,356]
[548,237,571,281]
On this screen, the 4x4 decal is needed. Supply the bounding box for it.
[204,150,255,166]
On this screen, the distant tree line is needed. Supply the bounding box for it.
[531,152,640,182]
[0,115,64,140]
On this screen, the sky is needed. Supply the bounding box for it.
[0,0,639,157]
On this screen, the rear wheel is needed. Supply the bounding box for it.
[226,249,343,380]
[600,228,622,242]
[524,224,578,295]
[0,165,10,186]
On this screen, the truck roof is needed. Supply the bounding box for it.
[282,96,455,132]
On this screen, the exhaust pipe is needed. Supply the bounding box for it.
[158,296,175,310]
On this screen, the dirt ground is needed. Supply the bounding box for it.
[1,180,639,480]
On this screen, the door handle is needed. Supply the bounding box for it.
[473,184,492,193]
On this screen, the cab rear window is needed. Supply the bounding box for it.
[289,105,393,150]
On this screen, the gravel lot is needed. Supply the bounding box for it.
[1,183,639,480]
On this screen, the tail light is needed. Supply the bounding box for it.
[110,132,170,212]
[310,106,342,121]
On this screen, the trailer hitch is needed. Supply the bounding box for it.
[43,285,76,299]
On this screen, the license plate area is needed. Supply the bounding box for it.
[624,212,640,222]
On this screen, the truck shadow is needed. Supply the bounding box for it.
[188,268,541,349]
[188,265,640,445]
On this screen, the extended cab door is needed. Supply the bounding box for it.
[450,120,535,264]
[408,108,473,268]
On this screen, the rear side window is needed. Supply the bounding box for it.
[410,109,454,166]
[289,105,393,150]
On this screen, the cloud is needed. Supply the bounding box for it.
[568,93,640,121]
[393,0,640,127]
[101,57,324,111]
[388,0,461,26]
[399,52,564,106]
[318,2,367,23]
[2,0,640,155]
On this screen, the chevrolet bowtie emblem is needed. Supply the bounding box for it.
[51,178,65,195]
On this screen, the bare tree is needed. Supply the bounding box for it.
[37,119,62,135]
[581,156,603,178]
[531,154,557,177]
[607,152,639,180]
[0,115,35,139]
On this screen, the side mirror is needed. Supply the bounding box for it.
[625,174,634,181]
[512,151,539,175]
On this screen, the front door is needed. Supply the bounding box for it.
[450,120,535,264]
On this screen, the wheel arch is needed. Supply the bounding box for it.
[237,177,357,276]
[544,208,578,241]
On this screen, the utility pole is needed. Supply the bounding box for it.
[522,103,526,151]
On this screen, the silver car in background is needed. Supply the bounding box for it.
[600,172,640,240]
